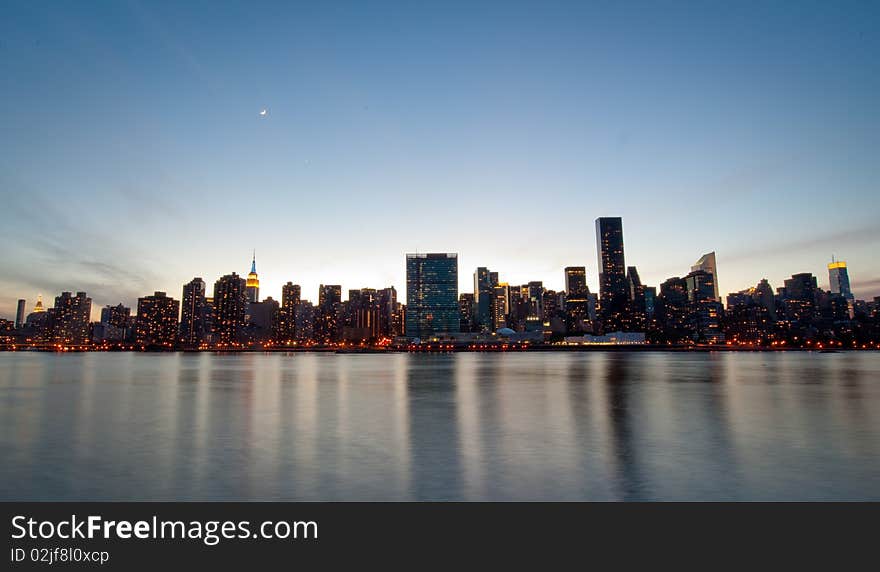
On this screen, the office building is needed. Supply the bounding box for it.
[828,259,854,302]
[596,217,628,331]
[405,253,458,339]
[691,252,720,301]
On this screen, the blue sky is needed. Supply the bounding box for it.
[1,0,878,318]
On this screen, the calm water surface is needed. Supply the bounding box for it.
[1,351,878,501]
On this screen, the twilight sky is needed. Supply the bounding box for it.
[2,0,878,319]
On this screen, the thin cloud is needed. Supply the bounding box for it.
[722,224,880,265]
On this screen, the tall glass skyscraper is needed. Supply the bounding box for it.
[828,259,854,301]
[405,253,459,339]
[595,217,628,331]
[691,251,720,301]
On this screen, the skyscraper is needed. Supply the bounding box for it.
[180,277,208,347]
[15,299,26,329]
[53,291,92,345]
[493,283,510,330]
[135,291,179,347]
[213,273,248,345]
[316,284,342,343]
[626,266,647,331]
[473,267,495,332]
[564,267,590,333]
[279,282,301,342]
[377,287,397,338]
[595,217,628,331]
[246,252,260,303]
[691,252,720,301]
[828,259,854,302]
[405,253,458,339]
[458,293,475,332]
[685,270,723,343]
[782,272,819,327]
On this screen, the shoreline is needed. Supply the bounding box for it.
[0,345,874,354]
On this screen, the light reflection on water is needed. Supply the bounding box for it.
[1,351,878,500]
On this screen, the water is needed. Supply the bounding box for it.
[1,351,878,501]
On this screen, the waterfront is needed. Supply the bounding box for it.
[1,351,878,501]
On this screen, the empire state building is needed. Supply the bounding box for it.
[246,252,260,303]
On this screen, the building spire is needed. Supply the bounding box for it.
[251,250,256,274]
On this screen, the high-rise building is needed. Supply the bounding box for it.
[343,288,380,341]
[405,253,458,339]
[493,283,510,330]
[685,270,724,342]
[564,267,590,332]
[753,278,777,322]
[246,252,260,303]
[526,281,544,329]
[828,259,854,302]
[96,303,131,342]
[657,277,690,343]
[180,278,208,347]
[295,300,315,342]
[377,287,397,338]
[691,252,720,301]
[626,266,647,331]
[781,273,819,327]
[213,273,248,345]
[100,303,131,328]
[458,293,475,332]
[564,267,588,299]
[53,291,92,345]
[316,284,342,343]
[247,297,279,341]
[33,295,45,314]
[135,291,179,347]
[279,282,301,342]
[595,217,628,331]
[473,267,495,332]
[15,299,26,329]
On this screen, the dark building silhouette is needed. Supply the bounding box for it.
[213,273,247,345]
[135,291,179,347]
[596,217,628,331]
[685,270,724,343]
[53,291,92,345]
[459,293,475,332]
[15,299,26,329]
[657,277,690,343]
[473,267,496,332]
[405,253,458,339]
[279,282,301,342]
[343,288,380,341]
[247,297,279,342]
[377,287,397,338]
[564,266,590,333]
[180,278,208,347]
[316,284,342,343]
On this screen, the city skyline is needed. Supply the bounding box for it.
[0,240,872,324]
[2,2,879,319]
[3,214,877,351]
